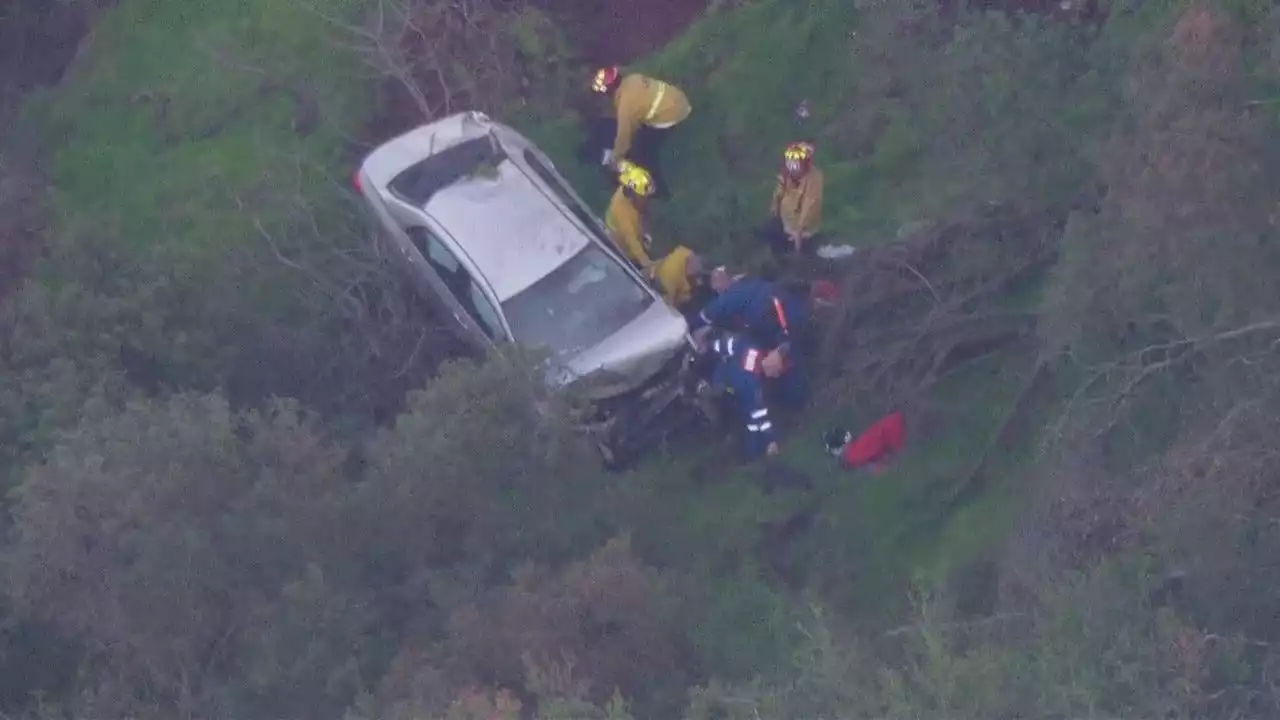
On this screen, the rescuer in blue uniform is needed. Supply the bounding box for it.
[709,332,784,458]
[692,277,814,410]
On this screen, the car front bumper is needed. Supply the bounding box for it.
[572,345,707,461]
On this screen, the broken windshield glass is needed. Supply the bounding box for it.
[501,245,652,357]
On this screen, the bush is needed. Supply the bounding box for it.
[352,538,685,719]
[2,350,618,719]
[367,0,579,132]
[688,564,1266,720]
[2,393,362,717]
[350,350,605,592]
[1042,3,1280,360]
[1017,1,1280,603]
[448,537,693,715]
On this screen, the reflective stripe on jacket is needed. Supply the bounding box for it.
[612,74,692,158]
[711,334,776,457]
[694,278,806,351]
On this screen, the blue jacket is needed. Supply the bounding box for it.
[693,278,807,352]
[710,333,776,457]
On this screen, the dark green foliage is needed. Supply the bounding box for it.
[3,393,360,717]
[358,537,691,719]
[0,352,617,719]
[1043,2,1280,361]
[687,565,1270,720]
[352,351,605,585]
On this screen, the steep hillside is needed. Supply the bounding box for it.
[1,0,1279,718]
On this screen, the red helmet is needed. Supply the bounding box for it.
[783,141,816,177]
[591,66,622,94]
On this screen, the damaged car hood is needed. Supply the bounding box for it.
[551,301,690,398]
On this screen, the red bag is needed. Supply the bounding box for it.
[842,411,907,471]
[810,279,840,306]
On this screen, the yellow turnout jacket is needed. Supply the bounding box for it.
[771,167,824,237]
[650,245,696,308]
[605,188,652,268]
[612,74,692,159]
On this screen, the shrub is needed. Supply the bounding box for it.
[1042,3,1280,360]
[449,537,693,715]
[350,350,605,590]
[356,538,681,719]
[2,393,362,717]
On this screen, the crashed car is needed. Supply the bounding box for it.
[354,111,705,466]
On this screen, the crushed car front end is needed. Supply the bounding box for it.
[566,337,706,469]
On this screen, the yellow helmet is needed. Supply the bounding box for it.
[617,160,655,197]
[783,141,816,176]
[591,66,622,94]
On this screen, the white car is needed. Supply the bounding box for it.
[354,111,701,465]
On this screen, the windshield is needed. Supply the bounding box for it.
[501,245,653,357]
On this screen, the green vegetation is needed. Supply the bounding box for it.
[1,0,1279,717]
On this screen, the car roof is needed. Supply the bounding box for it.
[359,112,494,190]
[361,112,598,302]
[424,156,592,301]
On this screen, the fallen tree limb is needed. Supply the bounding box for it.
[1048,317,1280,447]
[943,359,1056,511]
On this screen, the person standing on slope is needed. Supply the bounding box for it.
[589,66,692,200]
[762,141,825,257]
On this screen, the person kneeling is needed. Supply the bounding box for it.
[606,161,657,269]
[650,245,713,322]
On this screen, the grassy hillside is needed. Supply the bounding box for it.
[20,0,370,373]
[521,0,1113,650]
[2,0,1280,717]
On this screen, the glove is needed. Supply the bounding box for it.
[601,149,615,167]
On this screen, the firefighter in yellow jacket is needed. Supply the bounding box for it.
[605,161,656,269]
[590,66,692,200]
[762,141,825,257]
[649,245,703,311]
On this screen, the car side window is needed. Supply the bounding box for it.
[406,226,457,273]
[466,280,504,340]
[404,226,503,340]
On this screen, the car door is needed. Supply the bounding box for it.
[403,226,507,351]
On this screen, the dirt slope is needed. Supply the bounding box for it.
[537,0,712,65]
